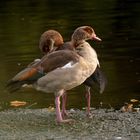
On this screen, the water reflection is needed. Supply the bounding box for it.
[0,0,140,110]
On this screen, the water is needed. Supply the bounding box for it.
[0,0,140,110]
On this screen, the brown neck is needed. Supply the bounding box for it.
[72,39,85,48]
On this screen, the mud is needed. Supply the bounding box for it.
[0,108,140,140]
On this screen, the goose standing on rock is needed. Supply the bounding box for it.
[38,28,107,117]
[7,26,104,123]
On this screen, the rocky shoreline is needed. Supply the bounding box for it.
[0,108,140,140]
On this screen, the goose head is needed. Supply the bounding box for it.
[71,26,101,46]
[39,30,64,54]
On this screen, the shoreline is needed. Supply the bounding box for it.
[0,108,140,140]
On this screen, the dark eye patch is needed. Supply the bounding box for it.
[83,27,93,35]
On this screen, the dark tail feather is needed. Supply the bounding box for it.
[91,66,107,93]
[6,80,26,93]
[84,66,107,94]
[6,67,45,93]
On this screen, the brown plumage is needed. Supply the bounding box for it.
[40,50,79,73]
[39,30,63,54]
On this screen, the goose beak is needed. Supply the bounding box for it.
[92,34,102,42]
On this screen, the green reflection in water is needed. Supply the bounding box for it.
[0,0,140,110]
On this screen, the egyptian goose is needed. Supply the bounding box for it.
[7,26,102,123]
[39,28,107,117]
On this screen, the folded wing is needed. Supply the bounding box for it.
[6,50,79,92]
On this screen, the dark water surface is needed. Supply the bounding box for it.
[0,0,140,110]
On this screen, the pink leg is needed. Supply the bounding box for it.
[62,93,68,118]
[55,91,74,123]
[55,96,63,122]
[85,86,91,116]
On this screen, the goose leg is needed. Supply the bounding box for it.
[62,93,69,119]
[55,90,73,123]
[85,86,91,116]
[55,95,63,122]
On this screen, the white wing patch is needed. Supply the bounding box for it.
[34,59,41,62]
[61,61,75,69]
[97,59,100,67]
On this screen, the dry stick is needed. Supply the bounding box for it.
[26,102,37,109]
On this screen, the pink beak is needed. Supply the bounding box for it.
[92,34,102,42]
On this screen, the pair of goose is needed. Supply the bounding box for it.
[7,26,107,123]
